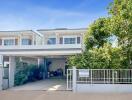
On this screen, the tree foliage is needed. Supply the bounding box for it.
[68,44,124,69]
[108,0,132,67]
[68,0,132,69]
[85,18,111,49]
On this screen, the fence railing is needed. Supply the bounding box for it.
[76,69,132,84]
[67,68,132,91]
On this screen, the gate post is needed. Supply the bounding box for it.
[0,66,3,90]
[72,66,77,92]
[9,56,16,88]
[0,55,3,90]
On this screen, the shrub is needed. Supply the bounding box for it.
[15,63,44,86]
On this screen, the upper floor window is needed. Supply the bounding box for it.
[22,39,31,45]
[77,37,81,44]
[64,38,76,44]
[4,39,15,46]
[47,38,56,45]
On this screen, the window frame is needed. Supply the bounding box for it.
[64,37,76,44]
[47,36,57,45]
[2,37,16,46]
[21,38,31,45]
[62,36,81,44]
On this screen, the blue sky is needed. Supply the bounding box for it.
[0,0,112,30]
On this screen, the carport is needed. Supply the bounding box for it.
[0,44,81,91]
[1,55,67,91]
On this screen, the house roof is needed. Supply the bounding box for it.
[0,28,87,36]
[37,28,87,31]
[0,30,34,35]
[0,30,43,37]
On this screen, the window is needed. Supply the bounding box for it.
[22,39,31,45]
[4,39,15,46]
[64,38,76,44]
[47,38,56,45]
[77,37,81,44]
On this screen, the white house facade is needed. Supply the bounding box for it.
[0,28,87,90]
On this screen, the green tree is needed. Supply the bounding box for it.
[68,43,124,69]
[68,18,113,69]
[85,18,111,49]
[68,0,132,69]
[108,0,132,67]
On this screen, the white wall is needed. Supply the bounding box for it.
[0,66,2,90]
[76,84,132,93]
[49,58,66,75]
[21,57,38,65]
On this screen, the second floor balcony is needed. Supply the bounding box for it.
[0,34,84,56]
[0,44,83,56]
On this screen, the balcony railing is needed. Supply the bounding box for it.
[0,44,83,56]
[0,44,82,50]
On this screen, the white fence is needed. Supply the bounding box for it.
[67,67,132,92]
[77,69,132,84]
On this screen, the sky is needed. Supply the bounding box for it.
[0,0,113,31]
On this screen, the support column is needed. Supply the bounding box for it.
[72,66,77,92]
[38,58,44,68]
[44,58,48,79]
[0,55,3,90]
[9,56,16,88]
[19,34,22,45]
[38,57,47,79]
[32,34,35,45]
[56,33,59,44]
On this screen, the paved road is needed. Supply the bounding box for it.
[0,91,131,100]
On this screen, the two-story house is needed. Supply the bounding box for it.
[0,28,87,90]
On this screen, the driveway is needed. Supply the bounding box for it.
[9,79,66,91]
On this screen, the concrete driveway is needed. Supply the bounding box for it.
[9,79,66,91]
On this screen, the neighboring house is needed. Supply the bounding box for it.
[0,28,87,89]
